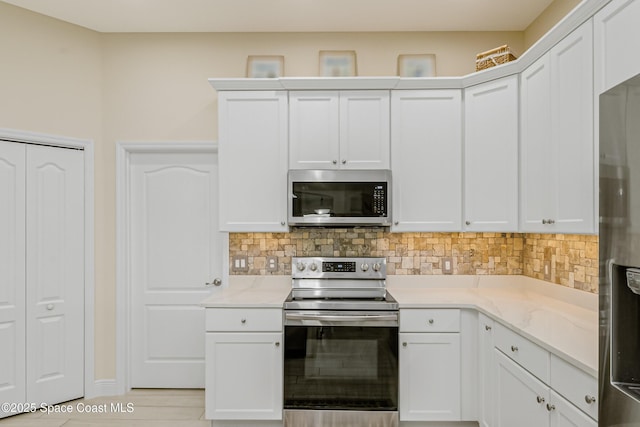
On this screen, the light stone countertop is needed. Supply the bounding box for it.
[201,274,598,377]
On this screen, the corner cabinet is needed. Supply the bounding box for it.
[218,91,288,232]
[289,90,390,170]
[391,90,462,232]
[205,308,283,421]
[520,21,595,234]
[464,75,519,231]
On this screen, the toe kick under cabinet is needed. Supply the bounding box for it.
[205,308,283,424]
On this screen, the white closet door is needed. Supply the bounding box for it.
[130,151,222,388]
[0,141,26,418]
[25,144,84,405]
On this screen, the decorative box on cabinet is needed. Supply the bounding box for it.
[390,90,462,232]
[218,91,288,232]
[463,75,519,232]
[289,90,390,170]
[520,21,595,234]
[205,308,283,421]
[399,309,461,421]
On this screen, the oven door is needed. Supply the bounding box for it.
[284,310,399,414]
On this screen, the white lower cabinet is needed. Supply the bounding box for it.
[478,314,495,427]
[399,309,461,421]
[492,322,597,427]
[205,309,283,421]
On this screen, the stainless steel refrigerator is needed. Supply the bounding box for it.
[600,73,640,425]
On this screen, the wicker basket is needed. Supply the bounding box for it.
[475,45,517,71]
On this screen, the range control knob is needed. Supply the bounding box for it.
[296,262,306,272]
[309,263,318,272]
[361,263,370,272]
[372,263,381,272]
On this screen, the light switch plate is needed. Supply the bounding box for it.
[266,256,278,272]
[232,255,249,272]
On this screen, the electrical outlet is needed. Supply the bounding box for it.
[544,260,551,281]
[266,256,278,272]
[443,257,453,274]
[232,255,249,272]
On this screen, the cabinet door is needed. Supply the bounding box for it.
[548,390,597,427]
[520,54,553,232]
[478,314,494,427]
[550,21,594,234]
[399,333,461,421]
[464,76,519,231]
[289,91,340,169]
[340,91,390,169]
[218,91,288,231]
[594,0,640,93]
[0,141,26,418]
[495,349,550,427]
[391,90,462,231]
[205,332,283,420]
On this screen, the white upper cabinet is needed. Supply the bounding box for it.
[520,21,594,234]
[391,90,462,231]
[218,91,288,232]
[464,75,519,232]
[594,0,640,93]
[289,90,390,170]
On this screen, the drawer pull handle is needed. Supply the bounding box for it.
[511,345,519,352]
[241,318,247,324]
[546,403,556,412]
[428,319,434,325]
[536,396,545,404]
[485,325,492,331]
[585,395,596,404]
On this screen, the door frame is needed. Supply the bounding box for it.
[0,128,96,398]
[115,141,228,393]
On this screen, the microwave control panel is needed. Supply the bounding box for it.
[373,185,386,216]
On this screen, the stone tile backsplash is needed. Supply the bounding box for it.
[228,230,598,293]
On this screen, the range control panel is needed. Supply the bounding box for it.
[292,257,386,279]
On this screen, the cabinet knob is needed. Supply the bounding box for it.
[275,342,280,347]
[585,395,596,404]
[341,160,347,164]
[206,278,222,287]
[511,345,519,352]
[332,160,337,164]
[241,318,247,324]
[428,319,434,325]
[402,342,407,347]
[394,221,399,226]
[465,221,471,226]
[485,325,492,331]
[281,221,286,226]
[536,396,545,404]
[546,403,556,412]
[548,219,556,224]
[46,304,54,311]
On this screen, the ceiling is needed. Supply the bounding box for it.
[0,0,557,33]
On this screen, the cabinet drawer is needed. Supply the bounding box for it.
[400,309,460,332]
[494,322,550,383]
[550,354,598,420]
[206,308,282,332]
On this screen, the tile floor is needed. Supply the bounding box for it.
[0,389,208,426]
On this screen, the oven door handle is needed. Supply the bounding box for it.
[285,312,398,326]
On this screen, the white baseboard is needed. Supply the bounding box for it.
[86,379,121,399]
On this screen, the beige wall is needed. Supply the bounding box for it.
[524,0,581,49]
[2,2,571,383]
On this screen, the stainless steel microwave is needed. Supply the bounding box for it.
[288,169,391,227]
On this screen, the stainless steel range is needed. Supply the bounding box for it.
[283,257,399,427]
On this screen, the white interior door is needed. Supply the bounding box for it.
[0,141,26,418]
[25,144,84,405]
[130,150,222,388]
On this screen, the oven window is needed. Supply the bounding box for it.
[291,182,387,217]
[284,325,398,411]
